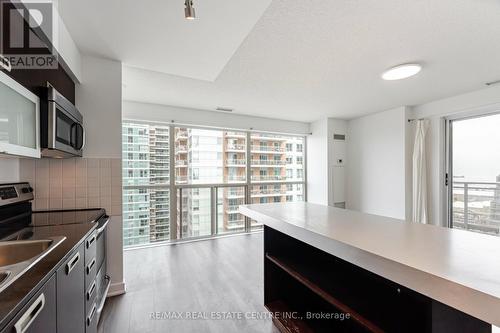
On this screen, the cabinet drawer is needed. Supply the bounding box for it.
[86,278,97,312]
[85,230,97,263]
[2,275,56,333]
[86,301,98,333]
[85,230,97,289]
[57,243,85,333]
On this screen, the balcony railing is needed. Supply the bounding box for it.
[226,175,246,182]
[225,159,246,166]
[226,144,246,151]
[252,188,283,196]
[251,145,284,153]
[251,175,285,182]
[452,181,500,235]
[251,159,286,166]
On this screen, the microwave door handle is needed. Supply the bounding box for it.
[81,125,86,150]
[70,123,85,150]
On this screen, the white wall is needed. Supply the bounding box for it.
[79,57,123,159]
[412,85,500,226]
[346,107,409,220]
[0,158,19,182]
[307,119,329,204]
[327,119,348,206]
[123,101,310,135]
[77,55,125,295]
[306,118,348,206]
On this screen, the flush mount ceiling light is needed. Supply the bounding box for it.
[184,0,196,20]
[382,63,422,81]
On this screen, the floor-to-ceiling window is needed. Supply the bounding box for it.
[122,122,307,248]
[122,123,170,247]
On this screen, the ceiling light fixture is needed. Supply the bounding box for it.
[382,63,422,81]
[215,107,233,112]
[184,0,196,20]
[485,79,500,87]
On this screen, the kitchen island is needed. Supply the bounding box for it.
[240,202,499,333]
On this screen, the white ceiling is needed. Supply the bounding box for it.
[58,0,272,81]
[62,0,500,122]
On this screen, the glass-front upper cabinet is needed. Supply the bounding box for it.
[0,71,40,158]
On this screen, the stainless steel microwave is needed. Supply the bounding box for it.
[40,85,85,158]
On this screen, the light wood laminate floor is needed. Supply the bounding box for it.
[98,232,277,333]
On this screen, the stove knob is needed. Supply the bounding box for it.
[21,187,33,193]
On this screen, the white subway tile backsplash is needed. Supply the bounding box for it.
[75,186,87,198]
[19,157,122,216]
[75,197,87,208]
[63,198,76,209]
[62,159,75,179]
[88,186,100,197]
[34,198,48,210]
[87,159,99,168]
[99,158,111,168]
[62,186,76,199]
[34,185,49,199]
[88,196,100,208]
[49,183,62,198]
[49,198,62,210]
[99,186,111,197]
[49,160,62,177]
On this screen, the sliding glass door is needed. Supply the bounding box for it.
[447,113,500,236]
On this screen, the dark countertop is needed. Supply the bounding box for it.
[0,208,105,329]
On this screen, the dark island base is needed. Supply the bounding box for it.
[263,226,491,333]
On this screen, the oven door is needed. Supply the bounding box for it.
[46,101,85,157]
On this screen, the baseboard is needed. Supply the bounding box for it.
[107,281,126,297]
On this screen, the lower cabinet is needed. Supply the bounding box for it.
[1,275,56,333]
[1,233,106,333]
[57,243,85,333]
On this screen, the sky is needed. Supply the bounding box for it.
[452,113,500,182]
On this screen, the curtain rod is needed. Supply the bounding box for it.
[407,118,425,123]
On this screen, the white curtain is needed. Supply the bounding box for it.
[412,120,429,224]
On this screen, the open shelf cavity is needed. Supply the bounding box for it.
[266,253,384,333]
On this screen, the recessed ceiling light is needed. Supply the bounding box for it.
[382,63,422,81]
[184,0,196,20]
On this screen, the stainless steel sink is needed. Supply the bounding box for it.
[0,236,66,293]
[0,271,9,284]
[0,239,53,267]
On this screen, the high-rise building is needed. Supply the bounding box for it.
[123,123,305,247]
[175,128,304,238]
[122,123,170,247]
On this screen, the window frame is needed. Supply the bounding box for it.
[122,120,307,248]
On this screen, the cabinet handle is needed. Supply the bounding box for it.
[86,258,96,275]
[87,303,97,327]
[14,293,45,333]
[86,234,96,248]
[87,280,96,301]
[96,216,110,236]
[66,252,80,275]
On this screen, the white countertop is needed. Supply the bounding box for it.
[240,202,500,326]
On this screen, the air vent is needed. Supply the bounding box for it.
[215,107,233,112]
[333,134,345,141]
